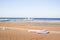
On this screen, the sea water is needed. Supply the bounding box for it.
[0,18,60,22]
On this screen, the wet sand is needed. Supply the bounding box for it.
[0,21,60,40]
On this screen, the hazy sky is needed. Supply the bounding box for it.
[0,0,60,18]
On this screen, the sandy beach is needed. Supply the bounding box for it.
[0,21,60,40]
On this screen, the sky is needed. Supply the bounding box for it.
[0,0,60,18]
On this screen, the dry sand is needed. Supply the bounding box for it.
[0,21,60,40]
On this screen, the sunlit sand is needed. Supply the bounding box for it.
[0,21,60,40]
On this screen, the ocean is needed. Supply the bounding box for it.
[0,18,60,22]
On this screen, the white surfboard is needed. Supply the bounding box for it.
[28,29,49,34]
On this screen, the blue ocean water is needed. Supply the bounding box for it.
[32,18,60,22]
[0,18,60,21]
[33,18,60,20]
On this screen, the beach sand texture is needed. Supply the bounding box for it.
[0,21,60,40]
